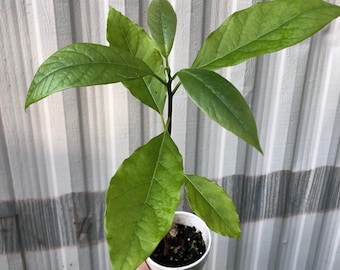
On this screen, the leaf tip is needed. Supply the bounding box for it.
[24,99,31,111]
[256,144,264,155]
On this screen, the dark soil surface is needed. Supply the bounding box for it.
[150,223,206,267]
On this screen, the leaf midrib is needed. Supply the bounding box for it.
[33,62,151,86]
[184,175,229,225]
[196,5,323,69]
[122,133,169,266]
[113,12,164,113]
[158,4,168,54]
[185,71,251,138]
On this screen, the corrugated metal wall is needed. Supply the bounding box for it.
[1,0,339,269]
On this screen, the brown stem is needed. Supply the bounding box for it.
[163,234,170,257]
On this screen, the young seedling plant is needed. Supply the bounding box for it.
[25,0,340,269]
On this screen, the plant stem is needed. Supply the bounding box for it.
[172,81,181,95]
[167,82,173,135]
[165,59,173,135]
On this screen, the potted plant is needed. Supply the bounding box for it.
[24,0,340,269]
[146,211,212,270]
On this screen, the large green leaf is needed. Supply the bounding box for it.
[192,0,340,69]
[25,43,155,109]
[107,6,167,113]
[147,0,177,57]
[105,132,184,270]
[184,175,240,238]
[178,69,262,153]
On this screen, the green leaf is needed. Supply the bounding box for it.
[25,43,155,109]
[178,69,262,153]
[192,0,340,69]
[107,6,167,113]
[105,132,184,270]
[147,0,177,57]
[184,175,240,238]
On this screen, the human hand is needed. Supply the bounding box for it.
[136,261,150,270]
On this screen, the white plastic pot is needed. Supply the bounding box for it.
[146,211,212,270]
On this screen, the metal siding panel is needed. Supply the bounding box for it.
[0,0,339,269]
